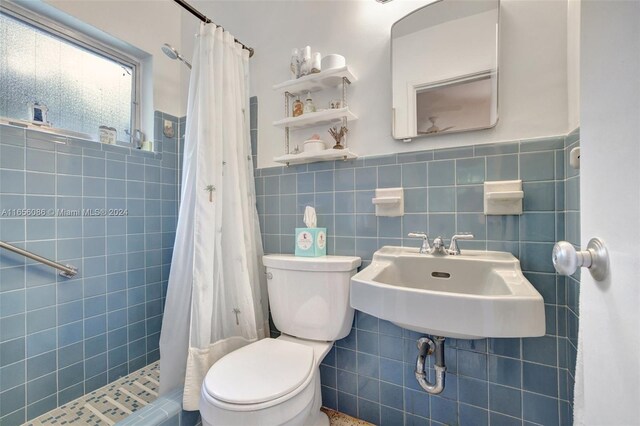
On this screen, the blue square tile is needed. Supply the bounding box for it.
[355,191,375,214]
[402,162,428,188]
[356,311,378,332]
[456,185,484,213]
[334,192,355,214]
[428,187,455,212]
[431,395,458,425]
[523,391,559,425]
[405,188,428,213]
[357,352,379,379]
[358,375,380,402]
[357,330,379,355]
[379,358,403,385]
[457,157,485,184]
[355,167,377,190]
[404,388,429,418]
[522,361,558,397]
[336,348,357,372]
[458,350,487,380]
[520,213,556,242]
[520,151,555,182]
[488,339,521,359]
[334,169,354,191]
[297,172,314,193]
[488,355,521,388]
[321,386,337,410]
[26,329,56,357]
[457,213,486,240]
[379,335,403,361]
[487,154,518,181]
[378,165,401,188]
[337,392,357,418]
[428,160,455,186]
[458,376,488,408]
[315,171,334,192]
[489,383,522,418]
[358,397,380,424]
[380,406,404,426]
[355,215,376,237]
[459,403,489,426]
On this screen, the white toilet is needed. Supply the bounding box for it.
[199,254,361,426]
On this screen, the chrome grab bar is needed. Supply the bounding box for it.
[0,241,78,278]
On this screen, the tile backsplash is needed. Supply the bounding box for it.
[256,122,580,425]
[0,112,183,424]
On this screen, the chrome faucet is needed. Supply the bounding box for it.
[408,232,431,254]
[408,233,475,255]
[431,236,447,255]
[448,234,475,255]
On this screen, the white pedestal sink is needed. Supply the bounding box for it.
[350,246,545,339]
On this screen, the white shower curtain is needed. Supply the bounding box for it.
[159,23,268,411]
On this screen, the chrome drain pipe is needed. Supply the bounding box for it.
[415,336,446,394]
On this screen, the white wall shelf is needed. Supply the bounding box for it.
[272,107,357,130]
[273,148,358,166]
[273,66,357,96]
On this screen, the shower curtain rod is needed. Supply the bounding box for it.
[173,0,255,57]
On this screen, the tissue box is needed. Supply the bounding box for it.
[295,228,327,257]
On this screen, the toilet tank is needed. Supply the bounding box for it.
[263,255,361,341]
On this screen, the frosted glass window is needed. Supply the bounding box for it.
[0,11,135,141]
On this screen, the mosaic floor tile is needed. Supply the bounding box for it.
[26,362,160,425]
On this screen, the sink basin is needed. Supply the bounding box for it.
[350,246,545,339]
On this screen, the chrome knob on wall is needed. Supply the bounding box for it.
[552,238,609,281]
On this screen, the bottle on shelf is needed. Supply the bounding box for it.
[299,46,311,77]
[290,48,300,79]
[303,92,316,114]
[292,97,304,117]
[311,52,321,74]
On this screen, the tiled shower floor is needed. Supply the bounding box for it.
[26,362,160,425]
[24,360,369,426]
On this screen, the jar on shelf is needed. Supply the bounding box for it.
[292,97,304,117]
[303,92,316,114]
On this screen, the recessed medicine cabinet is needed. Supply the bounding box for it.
[391,0,500,140]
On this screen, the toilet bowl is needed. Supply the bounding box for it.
[200,255,361,426]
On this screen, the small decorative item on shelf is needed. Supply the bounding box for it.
[303,134,326,152]
[311,52,321,74]
[328,126,348,150]
[321,54,346,71]
[292,145,301,154]
[290,48,300,79]
[299,46,311,77]
[303,92,316,114]
[329,99,343,109]
[292,97,303,117]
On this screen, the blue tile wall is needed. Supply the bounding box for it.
[256,116,581,425]
[0,112,183,424]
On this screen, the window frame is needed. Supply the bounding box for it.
[0,2,141,142]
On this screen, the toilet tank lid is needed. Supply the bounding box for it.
[263,255,361,272]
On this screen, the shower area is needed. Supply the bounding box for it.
[0,0,260,424]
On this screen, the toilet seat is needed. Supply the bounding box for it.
[203,338,315,408]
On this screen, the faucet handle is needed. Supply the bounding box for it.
[448,234,475,255]
[408,232,428,239]
[408,232,431,254]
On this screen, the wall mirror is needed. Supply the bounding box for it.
[391,0,500,140]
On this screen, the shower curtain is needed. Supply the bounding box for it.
[159,23,268,411]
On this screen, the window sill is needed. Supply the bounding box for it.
[0,121,161,160]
